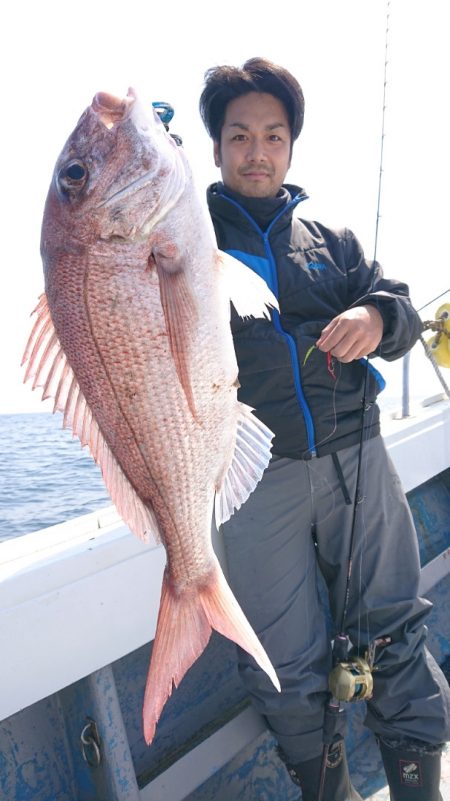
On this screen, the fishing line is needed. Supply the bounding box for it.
[310,0,393,621]
[373,1,390,265]
[337,0,391,640]
[302,358,341,458]
[417,289,450,313]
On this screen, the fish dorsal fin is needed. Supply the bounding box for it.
[214,402,274,528]
[218,251,279,319]
[22,294,160,544]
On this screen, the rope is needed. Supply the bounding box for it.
[419,335,450,399]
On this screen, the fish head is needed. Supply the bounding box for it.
[41,88,189,279]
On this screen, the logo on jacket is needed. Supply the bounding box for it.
[399,759,422,787]
[287,248,327,271]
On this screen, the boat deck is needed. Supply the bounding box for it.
[141,698,450,801]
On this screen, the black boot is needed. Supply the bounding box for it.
[379,737,444,801]
[280,738,363,801]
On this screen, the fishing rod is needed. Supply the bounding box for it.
[317,4,392,799]
[318,6,450,795]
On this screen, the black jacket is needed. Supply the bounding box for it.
[207,182,423,459]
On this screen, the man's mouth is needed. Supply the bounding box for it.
[241,171,271,178]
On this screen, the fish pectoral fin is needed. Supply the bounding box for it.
[143,560,279,745]
[218,251,279,319]
[153,255,199,419]
[215,402,274,528]
[22,293,161,544]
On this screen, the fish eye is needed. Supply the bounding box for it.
[57,160,88,194]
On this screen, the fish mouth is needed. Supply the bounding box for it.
[93,89,158,212]
[92,88,136,129]
[92,88,187,235]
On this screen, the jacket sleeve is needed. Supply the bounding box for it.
[342,228,424,361]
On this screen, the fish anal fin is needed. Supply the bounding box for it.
[143,560,279,745]
[153,253,199,420]
[215,402,274,528]
[22,293,160,544]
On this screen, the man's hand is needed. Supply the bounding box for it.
[316,305,384,363]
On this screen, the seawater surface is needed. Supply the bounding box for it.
[0,360,439,544]
[0,412,111,541]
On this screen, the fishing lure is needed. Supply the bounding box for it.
[302,344,337,381]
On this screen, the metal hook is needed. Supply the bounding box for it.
[80,717,102,768]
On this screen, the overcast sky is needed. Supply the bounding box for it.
[2,0,449,414]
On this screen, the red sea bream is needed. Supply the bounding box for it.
[22,89,280,743]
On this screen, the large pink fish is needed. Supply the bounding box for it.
[22,89,280,743]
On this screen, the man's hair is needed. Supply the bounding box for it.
[199,57,305,143]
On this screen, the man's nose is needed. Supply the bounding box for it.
[246,138,267,161]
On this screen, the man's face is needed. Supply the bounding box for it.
[214,92,292,198]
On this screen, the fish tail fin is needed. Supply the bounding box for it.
[143,561,280,745]
[142,568,212,745]
[200,563,280,692]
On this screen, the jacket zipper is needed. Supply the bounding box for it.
[221,192,317,457]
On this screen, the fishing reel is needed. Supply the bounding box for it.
[328,656,373,702]
[423,303,450,368]
[152,101,183,146]
[326,633,390,703]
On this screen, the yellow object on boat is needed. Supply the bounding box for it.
[426,303,450,367]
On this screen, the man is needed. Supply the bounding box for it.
[199,58,450,801]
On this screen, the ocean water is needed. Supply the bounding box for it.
[0,397,406,545]
[0,348,445,544]
[0,413,111,542]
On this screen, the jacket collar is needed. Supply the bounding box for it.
[207,182,308,233]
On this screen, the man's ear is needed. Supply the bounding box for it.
[213,140,221,167]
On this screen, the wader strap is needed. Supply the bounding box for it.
[331,452,352,506]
